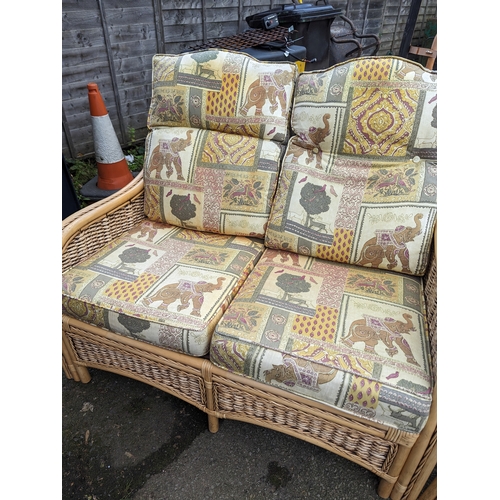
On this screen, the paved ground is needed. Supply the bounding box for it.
[63,368,435,500]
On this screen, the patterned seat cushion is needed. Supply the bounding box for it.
[62,220,265,356]
[210,248,433,433]
[265,57,437,275]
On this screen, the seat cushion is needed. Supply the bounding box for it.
[143,127,283,238]
[210,248,433,433]
[62,220,265,356]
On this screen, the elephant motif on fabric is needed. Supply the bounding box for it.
[288,113,331,169]
[342,313,420,366]
[355,214,423,273]
[240,68,294,117]
[142,277,226,317]
[264,355,338,391]
[149,130,194,180]
[130,221,167,243]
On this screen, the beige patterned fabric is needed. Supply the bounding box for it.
[143,127,283,238]
[62,221,265,356]
[144,49,297,237]
[265,57,437,275]
[148,50,296,141]
[211,248,433,433]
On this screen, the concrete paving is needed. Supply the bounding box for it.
[63,368,434,500]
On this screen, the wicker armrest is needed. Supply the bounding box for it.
[423,228,437,381]
[62,171,146,272]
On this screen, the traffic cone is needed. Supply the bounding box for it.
[87,83,133,190]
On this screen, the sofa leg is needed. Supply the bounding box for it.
[377,478,394,499]
[208,414,219,433]
[74,364,92,383]
[62,333,92,383]
[377,441,414,499]
[202,359,219,432]
[62,356,73,380]
[63,358,92,383]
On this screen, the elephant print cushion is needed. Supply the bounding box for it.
[210,248,433,433]
[265,57,437,276]
[147,49,297,142]
[143,127,282,238]
[265,153,436,275]
[290,56,437,159]
[62,220,265,356]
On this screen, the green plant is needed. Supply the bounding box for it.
[66,156,98,207]
[124,127,145,173]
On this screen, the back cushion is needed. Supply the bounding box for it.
[143,127,283,237]
[144,49,298,238]
[265,57,437,276]
[290,56,437,158]
[148,49,296,142]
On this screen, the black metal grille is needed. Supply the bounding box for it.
[189,27,293,52]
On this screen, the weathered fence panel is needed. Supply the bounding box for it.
[62,0,437,159]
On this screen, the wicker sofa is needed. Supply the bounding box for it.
[62,50,437,500]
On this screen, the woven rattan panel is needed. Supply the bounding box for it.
[189,27,292,51]
[62,194,146,272]
[67,328,207,409]
[423,250,437,379]
[213,379,398,476]
[401,428,437,500]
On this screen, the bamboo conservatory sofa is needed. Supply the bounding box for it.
[62,50,437,499]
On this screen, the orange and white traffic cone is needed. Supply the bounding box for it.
[87,83,133,190]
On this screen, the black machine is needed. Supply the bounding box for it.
[246,2,342,70]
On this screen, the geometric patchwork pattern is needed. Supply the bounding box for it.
[210,247,433,432]
[62,221,265,356]
[148,49,297,142]
[144,127,283,238]
[343,86,419,157]
[291,56,437,160]
[346,376,381,410]
[265,153,436,275]
[206,73,239,118]
[104,273,158,302]
[266,57,437,276]
[144,50,298,238]
[292,305,339,342]
[351,58,392,81]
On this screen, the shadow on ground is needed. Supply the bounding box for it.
[63,368,434,500]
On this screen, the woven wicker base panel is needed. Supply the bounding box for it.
[63,317,211,414]
[207,371,418,488]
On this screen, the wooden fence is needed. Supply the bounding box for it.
[62,0,437,159]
